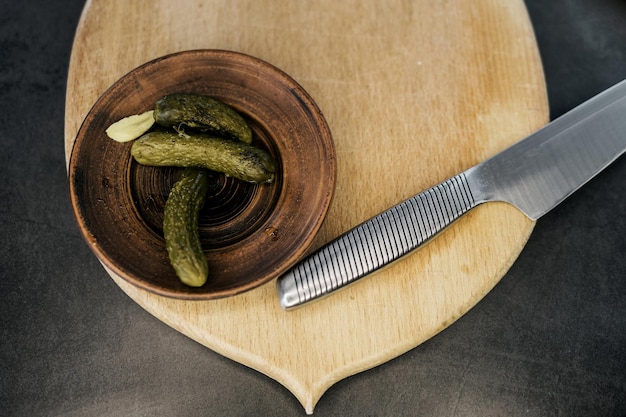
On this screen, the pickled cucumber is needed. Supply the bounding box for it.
[154,93,253,144]
[131,131,276,184]
[163,167,209,287]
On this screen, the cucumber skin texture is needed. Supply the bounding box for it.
[163,168,210,287]
[131,131,276,184]
[154,94,253,144]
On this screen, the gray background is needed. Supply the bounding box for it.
[2,0,625,415]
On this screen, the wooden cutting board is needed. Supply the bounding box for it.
[64,0,548,413]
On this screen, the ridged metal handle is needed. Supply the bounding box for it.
[277,173,478,309]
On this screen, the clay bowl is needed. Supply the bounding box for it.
[68,50,336,300]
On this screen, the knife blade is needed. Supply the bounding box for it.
[277,79,626,309]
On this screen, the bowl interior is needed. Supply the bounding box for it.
[69,50,336,299]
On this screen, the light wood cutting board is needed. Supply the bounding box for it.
[64,0,548,413]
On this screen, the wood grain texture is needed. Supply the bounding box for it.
[64,0,548,413]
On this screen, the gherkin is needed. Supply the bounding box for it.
[131,131,276,184]
[154,93,253,144]
[163,167,209,287]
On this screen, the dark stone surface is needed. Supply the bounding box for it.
[1,0,625,415]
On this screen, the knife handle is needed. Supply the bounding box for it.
[277,173,479,309]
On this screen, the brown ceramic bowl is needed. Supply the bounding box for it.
[69,50,336,300]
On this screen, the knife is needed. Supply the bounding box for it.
[277,79,626,309]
